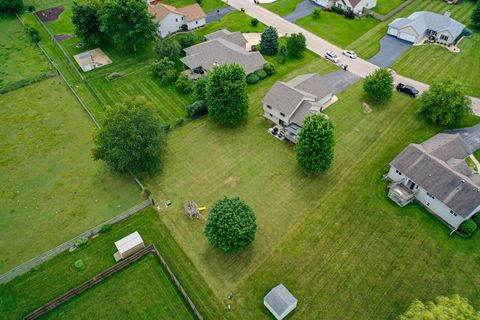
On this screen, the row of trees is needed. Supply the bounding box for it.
[72,0,155,51]
[260,27,307,60]
[0,0,23,14]
[363,68,472,126]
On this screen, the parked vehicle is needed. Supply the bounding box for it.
[325,51,340,63]
[396,83,419,97]
[342,50,357,59]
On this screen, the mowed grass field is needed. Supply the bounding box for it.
[44,255,196,319]
[374,0,405,15]
[261,0,305,16]
[0,78,139,273]
[197,11,267,36]
[0,15,51,87]
[350,0,476,59]
[296,11,379,48]
[162,0,225,12]
[0,209,226,319]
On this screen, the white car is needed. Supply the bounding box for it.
[342,50,357,59]
[325,51,340,63]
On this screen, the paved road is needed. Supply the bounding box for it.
[283,0,315,22]
[226,0,480,114]
[368,35,412,68]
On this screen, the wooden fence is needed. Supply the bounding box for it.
[24,245,203,320]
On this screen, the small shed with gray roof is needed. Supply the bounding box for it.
[180,31,266,79]
[388,11,465,44]
[263,73,335,143]
[387,132,480,230]
[264,284,297,320]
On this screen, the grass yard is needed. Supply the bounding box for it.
[197,11,267,36]
[44,255,196,319]
[392,33,480,97]
[374,0,405,15]
[0,209,226,319]
[162,0,225,12]
[24,0,72,11]
[349,0,476,59]
[296,11,379,48]
[0,78,139,274]
[261,0,305,16]
[0,15,51,87]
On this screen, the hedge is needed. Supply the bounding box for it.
[263,63,275,75]
[0,70,58,94]
[186,100,208,118]
[246,73,260,84]
[255,69,267,80]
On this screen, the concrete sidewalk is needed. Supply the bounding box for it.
[225,0,480,114]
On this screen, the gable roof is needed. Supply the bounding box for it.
[344,0,362,7]
[176,3,205,22]
[264,284,297,318]
[180,35,266,74]
[205,29,247,48]
[389,11,465,38]
[148,2,205,23]
[391,133,480,218]
[263,73,333,125]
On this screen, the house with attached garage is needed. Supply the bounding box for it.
[387,11,465,45]
[312,0,377,14]
[148,2,206,38]
[180,30,266,79]
[387,133,480,231]
[262,73,335,143]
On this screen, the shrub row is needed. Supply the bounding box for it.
[186,100,208,118]
[0,70,58,94]
[246,63,275,84]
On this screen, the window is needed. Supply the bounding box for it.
[426,202,430,206]
[440,35,449,41]
[450,210,458,217]
[267,105,272,109]
[280,112,285,117]
[269,113,273,117]
[196,21,198,24]
[429,30,437,36]
[395,169,402,176]
[176,18,178,22]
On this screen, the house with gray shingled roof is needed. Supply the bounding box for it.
[387,11,465,44]
[312,0,377,15]
[264,284,297,320]
[262,73,334,143]
[180,30,266,79]
[387,132,480,230]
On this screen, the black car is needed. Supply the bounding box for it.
[396,83,419,97]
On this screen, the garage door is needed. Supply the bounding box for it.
[387,27,398,37]
[398,32,416,43]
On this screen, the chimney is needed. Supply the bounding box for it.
[444,11,451,18]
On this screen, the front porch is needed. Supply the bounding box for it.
[388,182,416,207]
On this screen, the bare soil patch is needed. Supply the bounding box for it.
[362,102,373,113]
[225,176,240,187]
[36,6,64,23]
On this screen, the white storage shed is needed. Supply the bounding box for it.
[264,284,298,320]
[113,231,145,261]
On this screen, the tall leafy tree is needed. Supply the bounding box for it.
[296,114,335,173]
[421,77,471,126]
[93,97,165,175]
[0,0,23,14]
[260,26,279,55]
[204,197,257,252]
[206,64,248,124]
[151,57,178,85]
[155,37,181,59]
[99,0,156,51]
[286,33,306,58]
[472,1,480,29]
[363,68,394,103]
[399,295,480,320]
[72,0,104,45]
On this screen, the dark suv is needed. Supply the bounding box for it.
[396,83,419,97]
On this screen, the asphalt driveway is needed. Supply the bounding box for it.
[322,70,361,95]
[283,0,316,22]
[368,35,412,68]
[448,124,480,153]
[206,6,237,23]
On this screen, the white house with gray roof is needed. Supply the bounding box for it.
[312,0,377,14]
[387,133,480,230]
[180,30,266,79]
[264,284,297,320]
[263,73,334,143]
[388,11,465,44]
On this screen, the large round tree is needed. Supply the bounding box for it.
[363,68,394,103]
[93,98,165,175]
[206,63,248,124]
[421,77,471,126]
[204,197,257,252]
[296,114,335,173]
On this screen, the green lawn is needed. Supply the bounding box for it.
[162,0,225,12]
[197,11,267,36]
[392,32,480,97]
[44,255,196,319]
[374,0,405,15]
[0,15,51,87]
[42,1,74,35]
[349,0,476,59]
[24,0,72,11]
[0,209,226,319]
[261,0,304,16]
[0,78,139,274]
[296,11,379,48]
